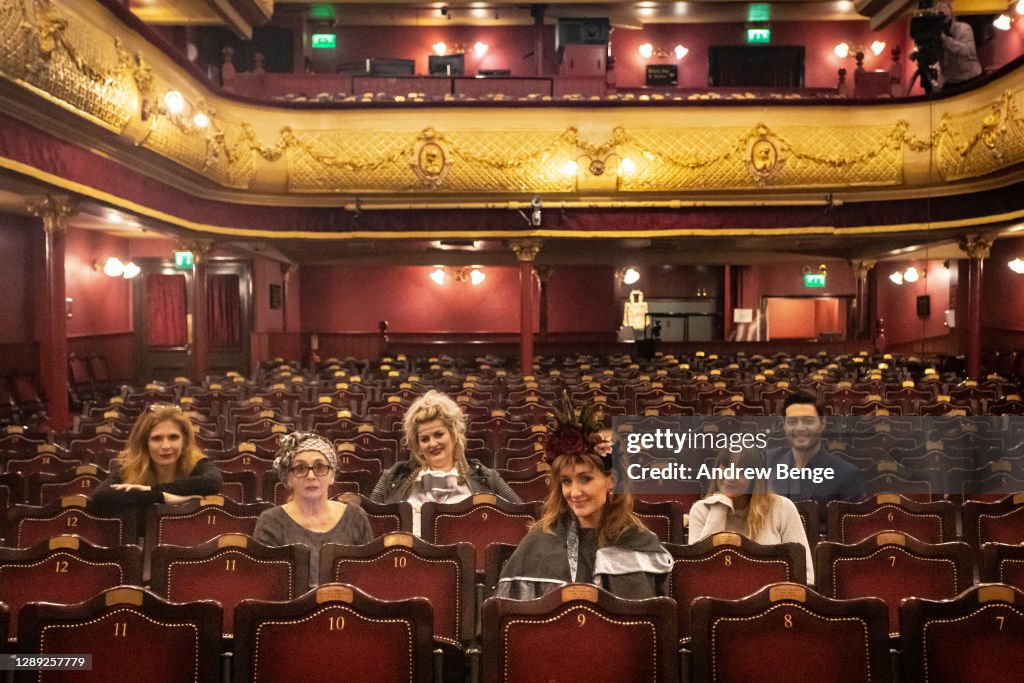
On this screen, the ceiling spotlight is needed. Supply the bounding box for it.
[623,268,640,285]
[192,112,209,128]
[564,159,579,176]
[429,267,446,285]
[619,157,636,175]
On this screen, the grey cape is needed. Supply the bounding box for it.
[495,512,673,600]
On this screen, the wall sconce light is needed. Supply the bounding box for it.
[993,2,1022,31]
[140,90,212,135]
[638,43,688,60]
[434,41,479,56]
[429,266,486,285]
[834,41,886,61]
[623,268,640,285]
[94,257,141,279]
[473,41,489,57]
[564,153,637,178]
[888,266,919,285]
[433,41,448,56]
[1009,257,1024,274]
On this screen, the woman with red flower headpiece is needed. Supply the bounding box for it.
[495,395,672,600]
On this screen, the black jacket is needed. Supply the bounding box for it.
[369,459,522,505]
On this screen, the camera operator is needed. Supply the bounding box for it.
[935,1,982,89]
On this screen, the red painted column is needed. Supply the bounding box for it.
[852,260,875,341]
[722,265,733,341]
[958,234,994,379]
[27,196,75,433]
[188,241,213,383]
[511,240,541,374]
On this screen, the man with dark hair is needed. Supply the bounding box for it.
[768,391,865,517]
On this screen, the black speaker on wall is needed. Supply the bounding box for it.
[916,295,930,318]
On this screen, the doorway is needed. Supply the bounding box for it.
[764,296,851,341]
[133,259,251,383]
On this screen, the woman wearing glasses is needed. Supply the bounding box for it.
[92,405,223,511]
[254,431,373,583]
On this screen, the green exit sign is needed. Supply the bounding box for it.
[747,28,771,44]
[311,33,336,49]
[174,251,194,270]
[804,273,826,288]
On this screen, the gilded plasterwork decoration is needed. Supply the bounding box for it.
[266,126,576,193]
[616,122,918,191]
[933,89,1024,181]
[412,130,450,187]
[0,0,136,130]
[747,130,784,184]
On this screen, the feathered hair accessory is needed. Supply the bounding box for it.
[543,391,610,472]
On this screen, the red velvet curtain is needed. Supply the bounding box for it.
[208,274,241,348]
[146,274,187,347]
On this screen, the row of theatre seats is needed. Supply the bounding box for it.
[0,352,1020,680]
[0,524,1022,681]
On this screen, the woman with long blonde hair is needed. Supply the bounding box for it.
[689,447,814,583]
[496,395,672,600]
[92,405,222,511]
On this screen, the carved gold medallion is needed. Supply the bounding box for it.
[411,129,451,187]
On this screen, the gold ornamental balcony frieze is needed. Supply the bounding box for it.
[2,0,1024,205]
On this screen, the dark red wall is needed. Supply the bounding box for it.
[611,20,911,89]
[310,25,559,77]
[983,235,1024,332]
[0,215,33,344]
[65,228,133,337]
[300,264,537,333]
[547,266,617,332]
[876,259,953,346]
[979,17,1024,71]
[737,260,856,308]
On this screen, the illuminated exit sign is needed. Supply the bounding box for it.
[311,33,337,49]
[804,273,826,287]
[174,251,194,270]
[747,28,771,44]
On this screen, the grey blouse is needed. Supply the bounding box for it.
[253,503,374,586]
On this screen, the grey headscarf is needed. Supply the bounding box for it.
[273,431,338,485]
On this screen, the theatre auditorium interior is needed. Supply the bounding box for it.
[2,0,1024,680]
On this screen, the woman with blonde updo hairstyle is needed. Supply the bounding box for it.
[92,405,222,512]
[370,390,520,535]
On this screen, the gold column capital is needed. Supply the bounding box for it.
[850,259,876,279]
[180,239,215,264]
[509,239,542,262]
[26,195,76,233]
[957,232,996,260]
